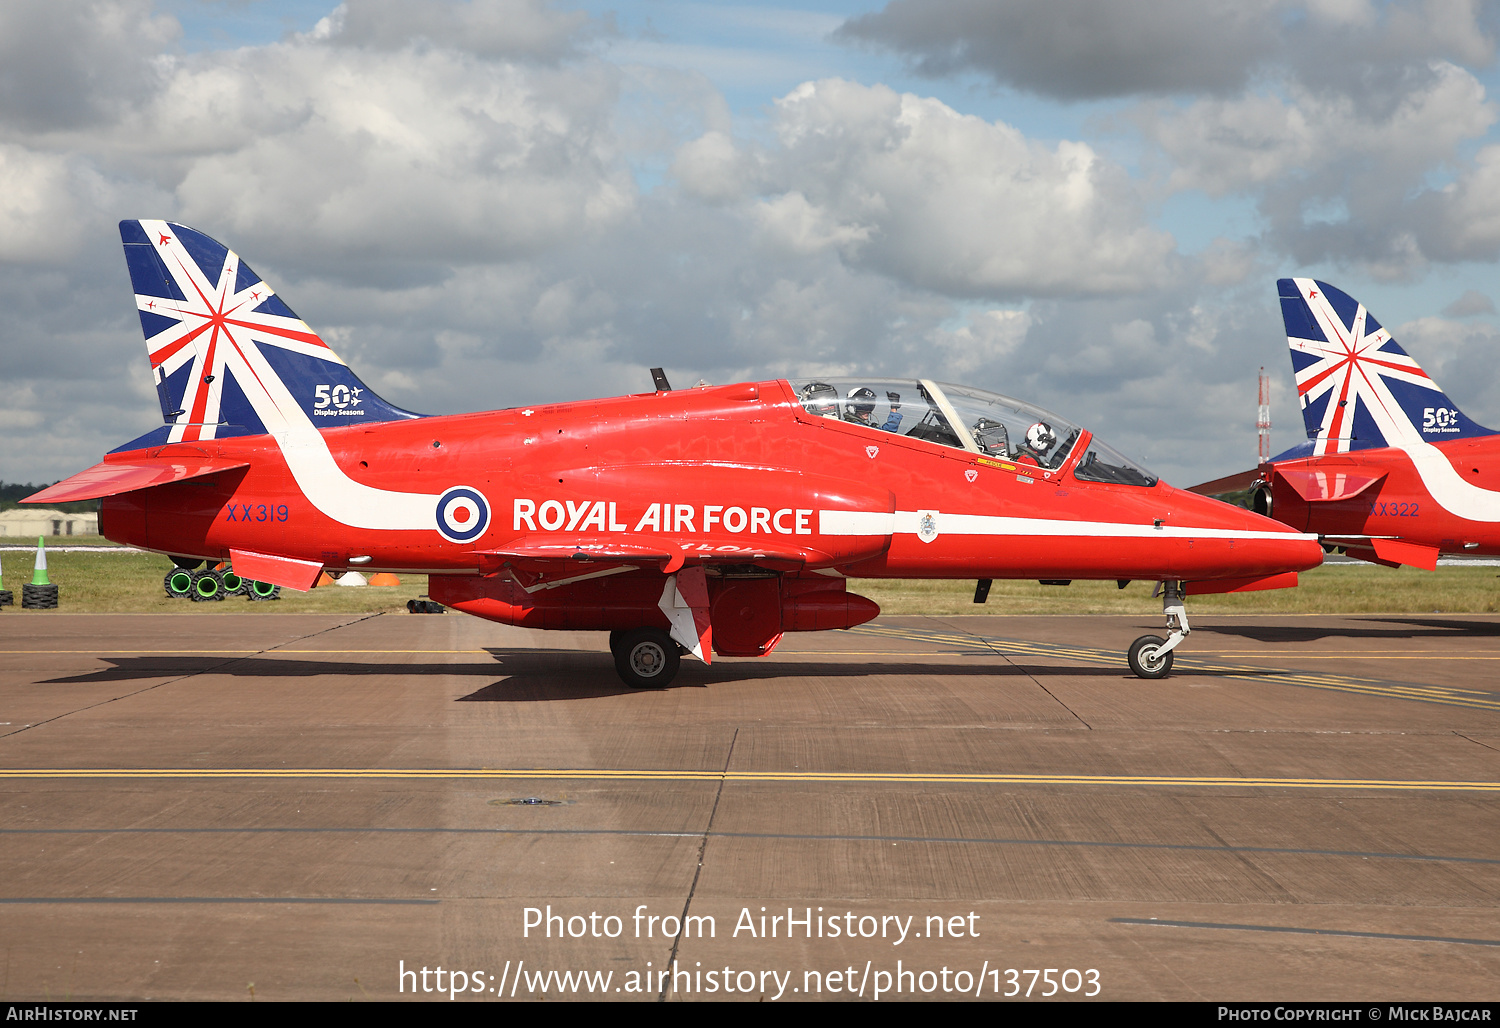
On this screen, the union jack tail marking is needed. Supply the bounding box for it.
[115,219,421,454]
[1277,277,1493,457]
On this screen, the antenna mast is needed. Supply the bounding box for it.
[1257,367,1272,464]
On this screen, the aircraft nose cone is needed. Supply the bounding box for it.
[1168,485,1323,579]
[1266,531,1326,573]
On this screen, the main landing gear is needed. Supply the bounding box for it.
[610,628,682,689]
[1128,580,1189,679]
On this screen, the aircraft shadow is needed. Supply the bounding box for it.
[1198,616,1500,644]
[455,652,1275,701]
[35,649,1245,696]
[38,651,584,685]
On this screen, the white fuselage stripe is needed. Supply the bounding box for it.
[819,509,1315,542]
[1400,445,1500,524]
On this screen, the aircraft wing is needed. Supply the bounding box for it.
[1187,468,1261,496]
[228,549,326,591]
[1186,571,1300,594]
[1370,538,1440,570]
[472,536,833,574]
[22,457,251,504]
[1325,538,1441,571]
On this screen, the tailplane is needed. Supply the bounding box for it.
[116,219,420,453]
[1276,278,1493,458]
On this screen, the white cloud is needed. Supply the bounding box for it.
[1199,238,1263,287]
[1412,144,1500,261]
[1442,289,1496,317]
[1145,62,1493,197]
[329,0,591,61]
[0,0,178,132]
[159,46,634,273]
[0,147,97,263]
[837,0,1283,99]
[840,0,1496,101]
[672,130,755,203]
[925,308,1032,376]
[753,190,872,256]
[842,0,1500,280]
[1139,60,1494,274]
[725,79,1176,298]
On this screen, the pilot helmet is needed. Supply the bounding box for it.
[1025,421,1057,453]
[846,386,877,422]
[972,416,1009,455]
[799,381,839,418]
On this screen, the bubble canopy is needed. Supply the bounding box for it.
[790,378,1157,487]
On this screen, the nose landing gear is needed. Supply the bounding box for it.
[1128,580,1189,679]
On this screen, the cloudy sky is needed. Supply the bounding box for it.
[6,0,1500,488]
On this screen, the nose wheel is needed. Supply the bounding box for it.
[1127,635,1173,678]
[1128,580,1188,679]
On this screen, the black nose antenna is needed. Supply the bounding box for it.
[650,367,673,392]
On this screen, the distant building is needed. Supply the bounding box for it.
[0,508,99,537]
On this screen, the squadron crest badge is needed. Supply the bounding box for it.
[917,510,940,543]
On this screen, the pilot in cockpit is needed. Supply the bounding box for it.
[845,387,904,432]
[1020,421,1057,464]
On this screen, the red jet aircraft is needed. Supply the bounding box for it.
[1194,279,1500,572]
[26,221,1322,684]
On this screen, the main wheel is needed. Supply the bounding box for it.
[164,568,194,598]
[189,570,224,602]
[611,628,681,689]
[1128,634,1173,679]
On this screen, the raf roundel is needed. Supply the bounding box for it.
[436,486,490,544]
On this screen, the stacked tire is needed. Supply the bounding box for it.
[246,580,280,601]
[164,568,194,598]
[189,570,225,602]
[21,583,59,609]
[0,589,12,606]
[163,563,279,602]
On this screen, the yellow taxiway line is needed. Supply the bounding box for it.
[3,769,1498,791]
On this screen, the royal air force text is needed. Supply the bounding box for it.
[514,500,814,536]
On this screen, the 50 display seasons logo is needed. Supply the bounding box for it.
[1422,407,1462,433]
[312,383,366,417]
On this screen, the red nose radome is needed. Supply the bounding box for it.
[1161,484,1324,588]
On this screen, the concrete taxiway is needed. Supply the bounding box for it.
[1,611,1498,1001]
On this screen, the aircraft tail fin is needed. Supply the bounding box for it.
[1276,277,1493,457]
[115,219,422,453]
